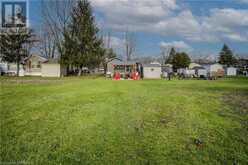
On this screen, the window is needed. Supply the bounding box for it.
[2,2,26,27]
[37,62,41,68]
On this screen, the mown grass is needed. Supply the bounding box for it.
[0,77,248,165]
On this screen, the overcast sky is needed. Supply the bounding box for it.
[28,0,248,58]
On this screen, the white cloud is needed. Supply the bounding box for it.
[222,33,248,42]
[160,41,192,51]
[204,8,248,28]
[91,0,248,43]
[103,36,125,52]
[154,10,203,40]
[91,0,177,17]
[239,0,248,4]
[91,0,178,28]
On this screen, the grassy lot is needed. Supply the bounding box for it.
[0,77,248,165]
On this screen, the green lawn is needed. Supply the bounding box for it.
[0,77,248,165]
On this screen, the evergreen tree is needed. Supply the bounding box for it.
[165,47,176,64]
[66,0,104,75]
[0,29,34,76]
[218,44,236,66]
[172,52,191,70]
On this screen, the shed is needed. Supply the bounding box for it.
[143,63,162,79]
[41,59,66,77]
[226,67,237,76]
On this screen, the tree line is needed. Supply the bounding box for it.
[164,43,237,70]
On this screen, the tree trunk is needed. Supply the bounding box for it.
[16,62,20,77]
[104,63,107,75]
[78,67,82,76]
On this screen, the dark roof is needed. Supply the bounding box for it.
[24,54,48,62]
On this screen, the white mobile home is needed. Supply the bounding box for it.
[193,66,207,77]
[226,67,237,76]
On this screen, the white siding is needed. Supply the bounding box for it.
[198,69,207,77]
[143,67,161,79]
[210,64,223,72]
[24,72,41,76]
[7,63,25,76]
[42,64,61,77]
[0,62,8,72]
[226,67,237,76]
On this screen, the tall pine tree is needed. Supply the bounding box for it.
[0,29,34,76]
[219,44,236,66]
[66,0,104,75]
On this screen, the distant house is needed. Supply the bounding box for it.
[0,61,8,75]
[24,54,66,77]
[42,59,66,77]
[24,54,48,76]
[7,63,25,76]
[177,68,195,77]
[193,66,207,78]
[0,59,25,76]
[143,63,161,79]
[225,67,237,76]
[1,54,66,77]
[162,64,173,78]
[204,63,224,77]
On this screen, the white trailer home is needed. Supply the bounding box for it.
[226,67,237,76]
[193,66,207,78]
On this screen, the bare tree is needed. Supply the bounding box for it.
[160,46,172,64]
[40,0,75,60]
[124,30,135,61]
[101,31,117,74]
[39,24,56,58]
